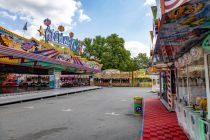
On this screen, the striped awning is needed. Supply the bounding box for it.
[164,0,189,13]
[0,45,100,73]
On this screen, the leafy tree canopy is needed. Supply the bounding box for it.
[82,34,149,71]
[133,53,149,69]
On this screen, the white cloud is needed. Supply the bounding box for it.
[125,41,150,58]
[0,0,90,38]
[144,0,156,6]
[0,11,17,20]
[79,9,91,22]
[146,12,151,17]
[0,21,5,26]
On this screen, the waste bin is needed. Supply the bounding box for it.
[134,96,143,116]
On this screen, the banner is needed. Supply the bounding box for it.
[164,0,189,13]
[151,6,157,20]
[150,31,154,43]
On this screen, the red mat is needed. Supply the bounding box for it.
[142,98,188,140]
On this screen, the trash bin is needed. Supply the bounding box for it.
[134,96,143,116]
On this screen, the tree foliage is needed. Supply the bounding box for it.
[133,53,149,69]
[82,34,149,71]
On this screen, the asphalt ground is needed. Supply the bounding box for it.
[0,87,157,140]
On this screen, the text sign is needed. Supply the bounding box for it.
[45,28,80,53]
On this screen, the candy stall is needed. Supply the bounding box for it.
[149,0,210,139]
[175,45,210,140]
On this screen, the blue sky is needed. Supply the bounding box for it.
[0,0,156,57]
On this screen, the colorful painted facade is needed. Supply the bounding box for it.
[0,25,102,73]
[150,0,210,139]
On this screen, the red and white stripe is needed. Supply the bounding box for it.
[162,47,168,62]
[164,0,189,13]
[166,70,173,108]
[0,45,100,73]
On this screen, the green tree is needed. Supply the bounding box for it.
[82,34,135,71]
[82,38,93,58]
[134,53,149,69]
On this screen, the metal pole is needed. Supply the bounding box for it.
[175,68,179,100]
[160,72,162,97]
[204,53,210,119]
[132,71,134,87]
[186,64,190,105]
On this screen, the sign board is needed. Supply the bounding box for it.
[45,28,81,53]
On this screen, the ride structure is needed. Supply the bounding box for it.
[0,19,102,88]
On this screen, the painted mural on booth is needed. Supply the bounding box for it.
[156,0,210,57]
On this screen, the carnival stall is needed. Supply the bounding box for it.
[0,19,102,89]
[175,46,208,139]
[133,70,153,87]
[150,0,210,139]
[94,69,152,87]
[94,69,131,87]
[60,75,90,87]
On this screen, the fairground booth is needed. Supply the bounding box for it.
[94,69,153,87]
[0,18,102,94]
[149,0,210,139]
[133,70,154,87]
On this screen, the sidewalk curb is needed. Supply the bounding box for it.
[0,87,102,106]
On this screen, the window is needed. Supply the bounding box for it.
[188,57,206,105]
[177,67,188,102]
[177,56,206,105]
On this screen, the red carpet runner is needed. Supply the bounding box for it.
[142,98,188,140]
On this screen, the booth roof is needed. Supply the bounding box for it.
[154,0,210,63]
[95,69,151,79]
[0,44,100,73]
[0,26,102,74]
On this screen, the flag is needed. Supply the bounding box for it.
[150,31,154,43]
[163,0,189,13]
[157,18,161,31]
[151,6,157,20]
[23,22,28,31]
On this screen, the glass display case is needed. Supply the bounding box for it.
[175,47,208,140]
[177,67,188,103]
[188,58,206,106]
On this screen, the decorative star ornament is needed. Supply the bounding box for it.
[38,26,44,36]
